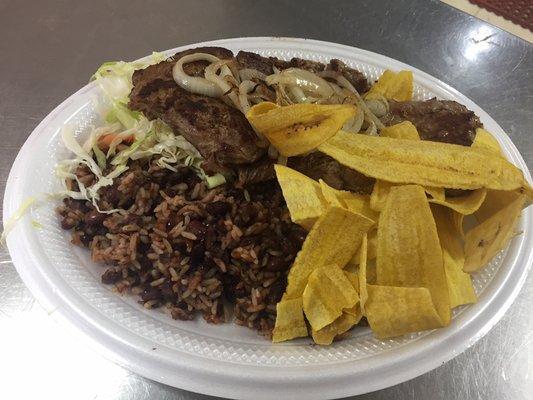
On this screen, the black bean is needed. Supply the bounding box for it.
[189,243,205,267]
[159,281,174,300]
[187,219,206,238]
[101,269,122,284]
[266,256,287,272]
[60,217,76,230]
[141,286,161,301]
[266,275,287,304]
[205,201,230,216]
[84,210,106,226]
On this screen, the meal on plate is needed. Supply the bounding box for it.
[56,46,532,345]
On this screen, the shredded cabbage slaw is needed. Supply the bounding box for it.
[57,52,226,214]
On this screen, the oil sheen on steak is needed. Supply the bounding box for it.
[236,51,370,93]
[382,99,482,146]
[129,47,266,171]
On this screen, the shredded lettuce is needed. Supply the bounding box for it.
[91,52,167,104]
[57,51,226,215]
[1,197,38,245]
[205,173,226,189]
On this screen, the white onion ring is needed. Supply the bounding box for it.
[343,109,364,133]
[172,53,222,97]
[320,71,385,129]
[204,60,240,109]
[238,80,257,114]
[239,68,267,82]
[365,120,378,136]
[365,98,389,117]
[288,85,307,103]
[266,68,334,98]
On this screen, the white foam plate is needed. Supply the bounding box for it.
[3,38,532,400]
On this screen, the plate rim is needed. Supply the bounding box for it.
[3,37,533,400]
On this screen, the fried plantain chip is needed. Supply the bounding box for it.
[370,180,444,212]
[474,189,523,224]
[432,205,476,308]
[309,269,361,344]
[472,128,503,156]
[354,228,377,262]
[429,188,487,215]
[303,264,359,331]
[274,164,327,230]
[380,121,420,140]
[283,206,374,300]
[319,179,379,221]
[318,179,345,207]
[272,297,308,342]
[246,102,356,157]
[464,193,526,272]
[311,305,362,345]
[365,70,413,101]
[311,306,362,346]
[452,212,466,239]
[357,234,369,314]
[318,131,527,191]
[366,185,450,337]
[365,285,443,339]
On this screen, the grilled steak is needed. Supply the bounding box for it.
[237,160,276,187]
[236,51,369,93]
[129,47,265,170]
[236,51,275,75]
[325,59,369,93]
[382,99,482,146]
[288,152,374,194]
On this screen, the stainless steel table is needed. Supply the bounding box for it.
[1,1,531,399]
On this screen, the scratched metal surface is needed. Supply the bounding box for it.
[0,0,531,399]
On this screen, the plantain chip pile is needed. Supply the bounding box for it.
[252,70,532,345]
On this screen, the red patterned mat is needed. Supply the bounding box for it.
[469,0,532,31]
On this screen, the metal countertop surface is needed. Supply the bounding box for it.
[0,1,531,399]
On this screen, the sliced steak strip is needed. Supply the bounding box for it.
[288,152,374,194]
[236,51,370,94]
[325,59,370,94]
[236,160,276,187]
[382,99,482,146]
[129,47,266,169]
[236,51,275,75]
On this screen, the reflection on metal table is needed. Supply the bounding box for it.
[0,0,531,399]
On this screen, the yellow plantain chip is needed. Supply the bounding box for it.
[354,228,377,263]
[452,212,466,239]
[357,234,369,314]
[311,305,362,345]
[283,206,374,300]
[272,298,308,343]
[371,180,444,212]
[274,164,327,230]
[425,187,446,202]
[246,101,279,117]
[365,70,413,101]
[429,188,487,215]
[474,189,523,224]
[365,285,444,339]
[303,264,359,331]
[318,131,527,191]
[464,193,526,272]
[319,179,379,221]
[344,270,360,290]
[246,102,357,157]
[380,121,420,140]
[432,205,476,308]
[472,128,503,156]
[318,179,345,207]
[376,185,451,326]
